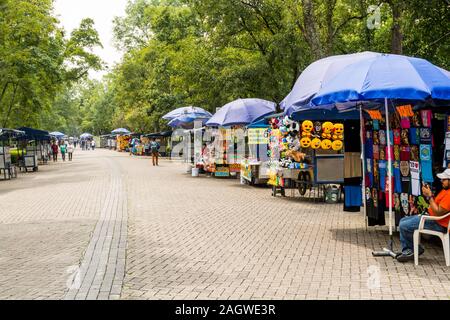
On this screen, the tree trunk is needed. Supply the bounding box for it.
[390,1,403,54]
[301,0,324,59]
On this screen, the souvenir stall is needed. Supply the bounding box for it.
[116,134,131,152]
[360,105,450,228]
[205,98,277,178]
[202,127,242,178]
[0,129,24,180]
[267,114,347,201]
[17,127,51,168]
[144,131,173,156]
[307,53,450,258]
[240,118,271,185]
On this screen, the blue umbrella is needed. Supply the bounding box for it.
[309,53,450,257]
[111,128,131,135]
[80,133,93,139]
[311,54,450,106]
[49,131,65,138]
[162,106,212,121]
[168,115,210,128]
[282,51,381,116]
[206,98,277,127]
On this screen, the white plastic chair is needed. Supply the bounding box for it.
[414,213,450,266]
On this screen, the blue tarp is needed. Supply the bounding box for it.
[17,127,50,141]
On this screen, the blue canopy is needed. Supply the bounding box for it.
[290,107,360,121]
[206,98,277,127]
[311,53,450,106]
[111,128,131,135]
[162,106,212,121]
[49,131,65,138]
[17,127,50,141]
[168,114,210,128]
[80,133,93,139]
[282,51,381,115]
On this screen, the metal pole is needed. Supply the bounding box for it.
[359,105,368,230]
[372,98,397,258]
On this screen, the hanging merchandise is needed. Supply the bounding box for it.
[409,161,421,196]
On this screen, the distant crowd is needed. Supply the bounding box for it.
[50,138,96,162]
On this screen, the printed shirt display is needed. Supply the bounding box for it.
[409,161,421,196]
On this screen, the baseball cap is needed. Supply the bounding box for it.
[437,169,450,180]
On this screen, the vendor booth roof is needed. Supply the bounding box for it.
[144,131,173,138]
[282,51,382,114]
[290,107,361,121]
[0,128,25,140]
[206,98,277,127]
[311,53,450,107]
[16,127,50,141]
[162,106,212,121]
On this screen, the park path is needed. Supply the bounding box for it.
[0,148,448,300]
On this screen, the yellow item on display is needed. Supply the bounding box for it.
[311,138,321,149]
[300,137,311,148]
[301,131,312,138]
[334,123,344,135]
[321,122,334,139]
[321,139,332,150]
[332,140,343,151]
[301,120,313,133]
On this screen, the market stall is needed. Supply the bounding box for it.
[205,98,277,178]
[17,127,51,168]
[240,118,271,185]
[144,131,173,157]
[308,53,450,257]
[0,129,24,180]
[267,112,352,202]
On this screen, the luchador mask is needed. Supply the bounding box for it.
[401,193,409,214]
[400,161,410,177]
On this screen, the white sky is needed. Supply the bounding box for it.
[53,0,129,80]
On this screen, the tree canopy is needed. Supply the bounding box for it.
[2,0,449,134]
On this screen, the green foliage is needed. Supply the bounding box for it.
[0,0,103,131]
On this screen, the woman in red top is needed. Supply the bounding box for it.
[51,142,59,162]
[397,169,450,263]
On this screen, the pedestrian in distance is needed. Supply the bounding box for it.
[150,138,160,166]
[91,139,96,151]
[51,141,59,162]
[60,142,67,161]
[67,142,74,161]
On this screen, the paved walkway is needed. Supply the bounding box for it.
[0,149,448,300]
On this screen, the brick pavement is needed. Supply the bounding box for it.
[0,149,449,300]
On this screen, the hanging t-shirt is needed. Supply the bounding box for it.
[410,161,421,196]
[409,128,420,145]
[401,129,409,145]
[366,158,374,187]
[410,145,419,162]
[372,120,379,131]
[393,129,401,145]
[400,193,410,217]
[373,144,380,160]
[394,145,400,161]
[420,110,432,127]
[379,130,386,146]
[378,160,387,192]
[400,146,411,161]
[400,117,411,129]
[420,144,433,183]
[365,132,373,159]
[420,128,432,144]
[393,161,402,193]
[394,193,402,226]
[400,161,411,193]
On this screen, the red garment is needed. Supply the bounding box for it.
[51,144,58,153]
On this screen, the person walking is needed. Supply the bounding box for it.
[150,138,160,166]
[60,142,67,161]
[51,141,59,162]
[91,139,96,151]
[67,142,74,161]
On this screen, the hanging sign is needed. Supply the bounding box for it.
[365,110,382,120]
[248,128,268,145]
[215,166,230,177]
[396,105,414,118]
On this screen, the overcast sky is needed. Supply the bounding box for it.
[53,0,129,80]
